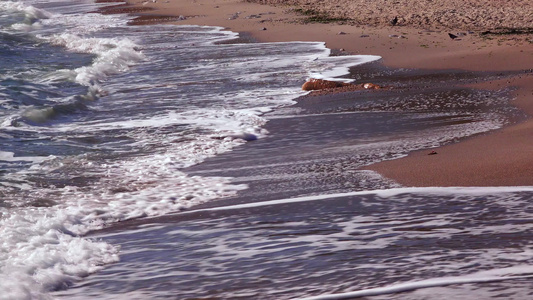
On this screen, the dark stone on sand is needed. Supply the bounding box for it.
[391,16,398,26]
[448,33,458,39]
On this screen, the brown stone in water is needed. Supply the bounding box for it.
[363,83,381,89]
[302,78,351,91]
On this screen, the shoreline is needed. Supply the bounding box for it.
[120,0,533,187]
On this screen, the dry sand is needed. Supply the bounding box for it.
[251,0,533,31]
[119,0,533,187]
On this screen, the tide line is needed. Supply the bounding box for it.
[187,186,533,214]
[295,273,533,300]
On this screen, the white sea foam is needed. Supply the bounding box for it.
[0,150,48,162]
[47,33,145,87]
[1,0,144,89]
[308,53,381,82]
[0,1,52,21]
[0,1,51,33]
[0,208,120,300]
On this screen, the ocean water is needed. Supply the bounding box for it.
[1,0,533,299]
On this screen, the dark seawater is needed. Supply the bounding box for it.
[1,0,532,299]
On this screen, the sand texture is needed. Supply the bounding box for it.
[250,0,533,30]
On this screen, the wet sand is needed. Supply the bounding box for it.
[119,0,533,187]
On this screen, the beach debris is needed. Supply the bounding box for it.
[338,31,346,35]
[261,27,267,31]
[360,34,370,38]
[228,12,241,20]
[428,151,438,155]
[390,16,398,26]
[448,33,458,39]
[363,83,381,90]
[388,34,407,39]
[302,78,351,91]
[177,15,186,21]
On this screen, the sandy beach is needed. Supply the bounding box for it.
[120,0,533,187]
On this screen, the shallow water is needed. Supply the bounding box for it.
[59,188,533,299]
[1,0,532,299]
